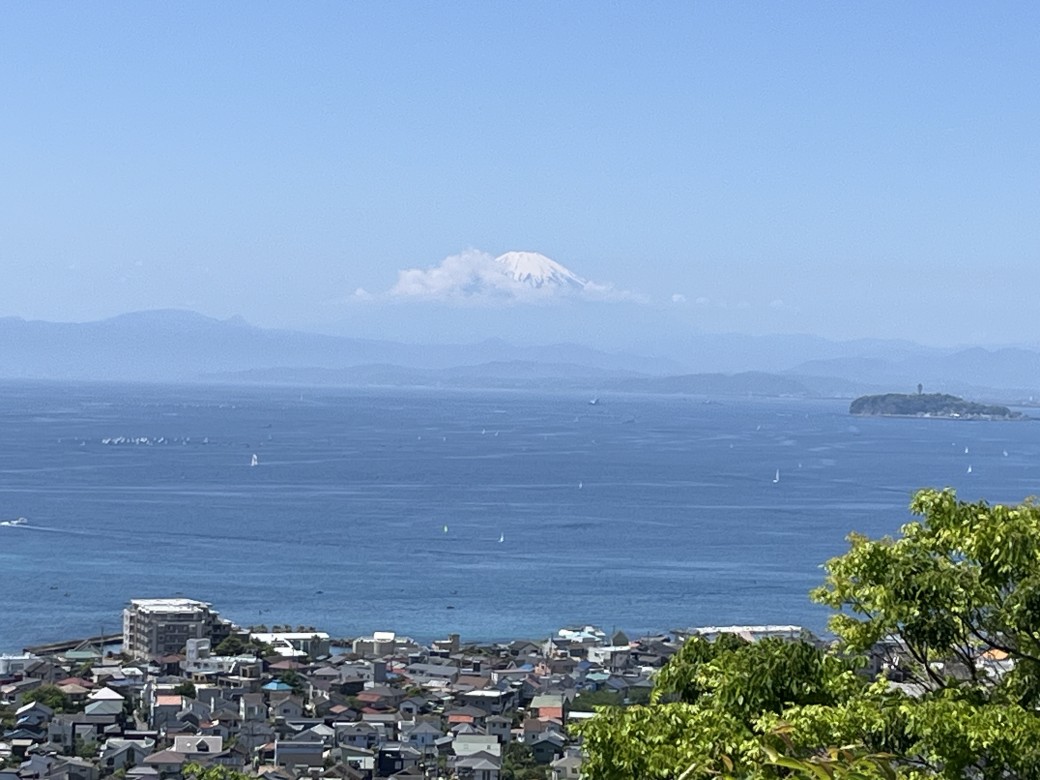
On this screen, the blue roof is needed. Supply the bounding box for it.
[262,680,292,691]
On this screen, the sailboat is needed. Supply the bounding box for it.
[498,532,504,543]
[250,453,259,467]
[442,524,449,534]
[967,465,973,474]
[772,469,781,484]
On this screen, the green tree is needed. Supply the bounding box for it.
[213,634,273,657]
[279,669,306,697]
[578,636,859,779]
[173,681,197,699]
[577,489,1040,779]
[74,736,97,759]
[23,684,73,713]
[183,763,255,780]
[502,743,547,780]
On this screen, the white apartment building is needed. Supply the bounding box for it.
[122,598,229,659]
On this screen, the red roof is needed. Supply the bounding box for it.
[56,677,94,688]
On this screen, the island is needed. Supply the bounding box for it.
[849,392,1026,420]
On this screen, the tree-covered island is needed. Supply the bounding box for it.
[849,392,1026,419]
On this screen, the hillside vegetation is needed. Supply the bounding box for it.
[849,392,1024,419]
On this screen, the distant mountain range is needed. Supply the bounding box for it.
[1,309,1039,401]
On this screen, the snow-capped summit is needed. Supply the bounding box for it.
[494,251,587,291]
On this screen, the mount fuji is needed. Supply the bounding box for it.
[493,251,588,291]
[388,248,609,302]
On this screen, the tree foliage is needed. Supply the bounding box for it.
[213,634,272,657]
[278,669,306,697]
[183,763,254,780]
[571,686,650,712]
[23,684,73,713]
[578,489,1040,779]
[502,742,548,780]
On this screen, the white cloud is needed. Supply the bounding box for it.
[671,293,687,304]
[380,249,642,305]
[390,250,529,302]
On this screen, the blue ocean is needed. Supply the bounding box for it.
[2,381,1037,652]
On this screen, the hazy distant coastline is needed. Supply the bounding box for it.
[3,310,1040,403]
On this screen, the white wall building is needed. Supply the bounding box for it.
[122,598,228,659]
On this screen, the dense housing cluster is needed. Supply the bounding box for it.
[1,598,728,780]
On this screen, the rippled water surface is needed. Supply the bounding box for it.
[2,381,1037,650]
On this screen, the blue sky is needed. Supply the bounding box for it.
[2,3,1038,347]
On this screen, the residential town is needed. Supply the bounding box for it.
[3,598,726,780]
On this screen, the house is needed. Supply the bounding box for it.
[452,734,500,758]
[400,720,441,754]
[0,653,37,677]
[24,660,69,684]
[0,677,42,705]
[15,701,54,731]
[17,752,56,780]
[530,732,566,764]
[46,756,99,780]
[172,735,224,755]
[320,762,368,780]
[140,748,191,779]
[398,696,427,719]
[58,684,92,706]
[5,729,43,760]
[87,686,124,703]
[529,694,566,722]
[445,706,487,729]
[99,738,155,772]
[273,740,325,771]
[485,716,511,745]
[375,743,421,777]
[84,699,125,718]
[239,693,268,721]
[48,713,121,752]
[270,695,305,720]
[355,685,405,710]
[453,751,500,780]
[586,644,631,672]
[292,724,336,748]
[522,719,562,745]
[339,745,375,773]
[458,689,514,715]
[506,641,542,658]
[335,722,383,750]
[550,750,583,780]
[234,721,277,754]
[404,663,458,687]
[149,695,186,732]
